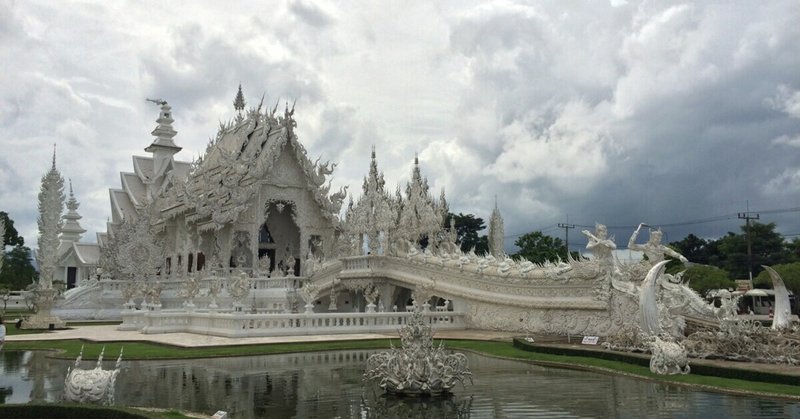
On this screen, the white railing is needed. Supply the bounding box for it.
[341,256,373,271]
[100,275,304,293]
[121,309,466,338]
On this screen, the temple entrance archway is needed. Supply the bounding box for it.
[264,201,301,276]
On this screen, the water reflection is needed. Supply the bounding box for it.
[1,349,798,418]
[361,392,473,419]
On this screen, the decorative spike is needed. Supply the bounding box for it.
[115,347,124,369]
[52,143,57,169]
[96,346,106,369]
[256,92,265,114]
[75,345,84,368]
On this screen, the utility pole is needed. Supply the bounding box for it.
[558,222,575,259]
[738,206,760,282]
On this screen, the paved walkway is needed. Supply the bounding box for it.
[5,325,516,348]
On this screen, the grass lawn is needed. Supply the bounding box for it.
[4,336,800,399]
[0,404,194,419]
[4,326,50,336]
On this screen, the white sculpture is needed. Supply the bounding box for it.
[25,149,66,329]
[628,223,688,265]
[228,271,252,310]
[144,281,163,308]
[64,346,123,405]
[648,335,690,375]
[180,274,201,309]
[487,200,504,258]
[762,266,793,331]
[582,223,616,271]
[207,276,222,309]
[364,310,472,396]
[298,282,320,313]
[639,261,668,336]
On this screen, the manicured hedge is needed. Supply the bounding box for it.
[0,404,149,419]
[512,337,799,387]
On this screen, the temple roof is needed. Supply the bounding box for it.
[178,102,342,228]
[58,242,100,266]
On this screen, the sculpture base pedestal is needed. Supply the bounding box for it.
[21,314,66,330]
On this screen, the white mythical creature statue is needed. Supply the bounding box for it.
[648,335,690,375]
[64,346,124,405]
[228,271,253,309]
[144,281,163,308]
[328,185,348,214]
[180,274,201,309]
[638,261,692,375]
[207,276,222,309]
[310,159,337,186]
[298,282,320,313]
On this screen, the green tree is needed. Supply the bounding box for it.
[0,245,38,290]
[784,238,800,262]
[0,211,25,247]
[669,234,718,265]
[444,213,489,254]
[0,212,38,291]
[753,262,800,296]
[679,264,735,297]
[513,231,567,264]
[715,222,792,279]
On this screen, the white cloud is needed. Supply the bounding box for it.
[766,85,800,119]
[486,100,613,189]
[2,0,800,252]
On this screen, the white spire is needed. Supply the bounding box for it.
[37,155,66,288]
[488,200,504,257]
[60,179,86,243]
[145,98,181,181]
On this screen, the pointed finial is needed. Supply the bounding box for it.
[371,145,376,159]
[69,178,74,196]
[52,143,57,170]
[256,92,265,113]
[414,152,419,165]
[233,84,246,112]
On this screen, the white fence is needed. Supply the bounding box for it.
[120,309,466,337]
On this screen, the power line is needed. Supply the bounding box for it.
[503,205,800,239]
[739,210,760,282]
[557,222,575,259]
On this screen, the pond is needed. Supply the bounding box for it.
[1,349,798,418]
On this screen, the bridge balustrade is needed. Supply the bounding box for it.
[124,309,465,337]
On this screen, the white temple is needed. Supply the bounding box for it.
[49,86,738,341]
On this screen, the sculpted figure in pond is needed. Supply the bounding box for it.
[364,310,471,396]
[64,345,123,405]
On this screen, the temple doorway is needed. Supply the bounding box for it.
[264,201,301,276]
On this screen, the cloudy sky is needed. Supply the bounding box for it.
[2,0,800,254]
